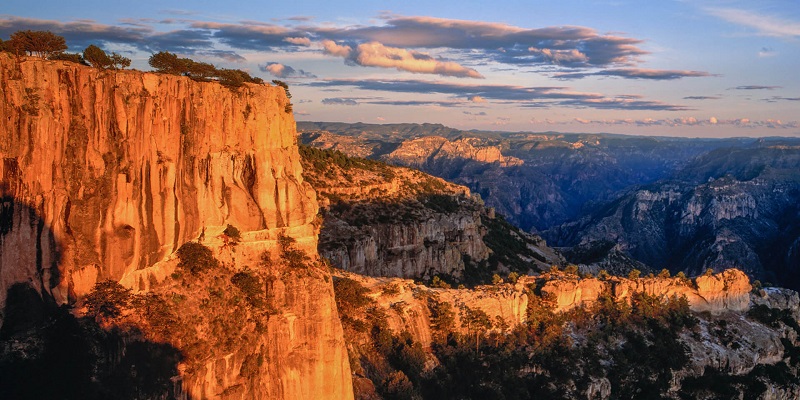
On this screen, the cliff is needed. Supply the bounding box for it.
[299,146,562,283]
[547,146,800,289]
[0,54,352,400]
[334,268,800,399]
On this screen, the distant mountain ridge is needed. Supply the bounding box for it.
[299,122,800,288]
[546,145,800,288]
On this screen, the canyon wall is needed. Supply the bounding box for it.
[0,54,352,400]
[0,53,316,305]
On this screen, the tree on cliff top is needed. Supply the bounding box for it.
[148,51,264,87]
[149,51,188,75]
[84,45,131,70]
[5,30,67,58]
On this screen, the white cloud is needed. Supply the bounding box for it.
[284,37,311,46]
[708,8,800,38]
[321,40,352,57]
[322,40,484,79]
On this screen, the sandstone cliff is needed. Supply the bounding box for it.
[335,268,800,399]
[0,54,351,400]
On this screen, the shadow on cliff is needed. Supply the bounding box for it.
[0,195,190,400]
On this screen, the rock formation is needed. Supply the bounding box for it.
[0,54,351,400]
[336,268,800,398]
[299,145,562,282]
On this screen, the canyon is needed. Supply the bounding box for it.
[0,55,798,399]
[0,54,350,399]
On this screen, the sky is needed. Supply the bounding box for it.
[2,0,799,137]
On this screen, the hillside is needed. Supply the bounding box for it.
[333,268,800,399]
[547,145,800,289]
[298,122,756,232]
[299,145,563,285]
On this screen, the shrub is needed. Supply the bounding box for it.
[628,269,641,280]
[491,274,503,285]
[223,224,241,242]
[83,280,132,319]
[658,269,671,278]
[334,277,372,316]
[6,30,66,57]
[176,241,219,274]
[49,52,87,65]
[431,276,451,289]
[84,45,131,69]
[278,233,310,268]
[231,269,264,308]
[564,265,579,276]
[507,272,520,284]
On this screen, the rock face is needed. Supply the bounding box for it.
[547,147,800,289]
[0,55,351,400]
[383,136,523,169]
[298,122,758,232]
[541,269,752,314]
[340,269,754,346]
[0,53,316,306]
[339,269,800,399]
[299,146,562,282]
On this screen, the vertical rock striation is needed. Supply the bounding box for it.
[0,53,316,304]
[0,54,352,400]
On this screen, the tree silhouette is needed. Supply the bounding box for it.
[6,30,66,57]
[83,45,130,70]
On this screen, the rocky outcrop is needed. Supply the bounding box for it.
[548,149,800,289]
[339,269,800,398]
[0,53,317,306]
[383,136,522,169]
[300,146,561,281]
[0,55,351,400]
[338,268,755,346]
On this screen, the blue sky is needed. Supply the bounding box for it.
[2,0,798,137]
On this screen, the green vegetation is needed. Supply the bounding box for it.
[83,44,130,70]
[272,80,293,113]
[223,224,242,243]
[83,280,133,320]
[3,30,66,57]
[299,144,395,182]
[342,279,705,400]
[148,51,264,87]
[176,241,220,274]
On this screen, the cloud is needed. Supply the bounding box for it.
[463,111,488,116]
[189,21,308,50]
[315,16,648,68]
[758,47,776,57]
[731,85,782,90]
[0,16,149,49]
[284,37,311,46]
[259,62,316,78]
[286,16,314,22]
[309,78,689,111]
[554,68,714,80]
[321,40,483,78]
[195,50,246,62]
[708,8,800,38]
[559,116,798,129]
[469,95,487,103]
[365,100,470,107]
[683,95,721,100]
[321,98,359,106]
[764,96,800,102]
[528,48,589,65]
[321,40,353,57]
